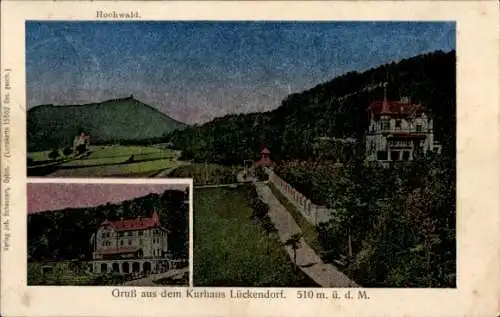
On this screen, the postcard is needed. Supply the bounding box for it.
[1,1,499,316]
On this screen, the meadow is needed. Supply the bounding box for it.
[28,145,184,177]
[169,163,239,185]
[193,187,318,287]
[27,261,133,285]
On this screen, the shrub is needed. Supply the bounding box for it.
[48,148,60,160]
[63,147,73,156]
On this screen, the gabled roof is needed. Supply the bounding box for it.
[254,157,273,166]
[369,100,425,118]
[261,148,271,154]
[101,211,161,231]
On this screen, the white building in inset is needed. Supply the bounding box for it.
[90,211,172,274]
[365,94,441,165]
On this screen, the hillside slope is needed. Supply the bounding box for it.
[28,96,186,152]
[169,50,456,164]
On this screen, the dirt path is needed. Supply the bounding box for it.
[119,268,188,286]
[255,183,358,287]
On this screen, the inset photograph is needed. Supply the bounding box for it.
[27,180,191,286]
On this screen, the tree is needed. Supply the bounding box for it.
[48,148,60,160]
[63,147,73,156]
[284,233,303,271]
[76,144,87,155]
[262,217,277,255]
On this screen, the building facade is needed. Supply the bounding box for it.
[90,211,172,274]
[73,132,90,151]
[365,97,441,165]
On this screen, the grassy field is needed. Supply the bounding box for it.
[169,163,239,185]
[29,150,52,162]
[193,187,318,287]
[28,145,183,177]
[28,261,96,285]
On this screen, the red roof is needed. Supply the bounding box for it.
[369,100,425,117]
[101,211,161,231]
[261,148,271,154]
[95,247,140,255]
[254,157,272,166]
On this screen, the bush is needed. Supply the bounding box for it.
[63,147,73,156]
[76,144,87,155]
[48,148,60,160]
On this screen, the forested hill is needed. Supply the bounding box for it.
[169,50,456,164]
[27,189,189,261]
[27,96,186,152]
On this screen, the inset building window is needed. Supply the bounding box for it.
[390,151,400,161]
[381,119,390,131]
[377,151,388,160]
[402,151,410,161]
[416,124,423,132]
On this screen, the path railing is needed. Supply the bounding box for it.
[264,167,335,226]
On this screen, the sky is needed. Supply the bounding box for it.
[27,183,188,214]
[26,21,455,123]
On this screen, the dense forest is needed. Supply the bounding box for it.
[28,189,189,261]
[168,50,455,164]
[274,153,456,287]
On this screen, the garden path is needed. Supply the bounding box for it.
[255,182,358,287]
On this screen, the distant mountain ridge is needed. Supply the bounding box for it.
[28,95,186,152]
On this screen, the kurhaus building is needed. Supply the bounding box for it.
[365,95,441,166]
[90,211,171,274]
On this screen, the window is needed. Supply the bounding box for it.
[120,240,124,246]
[381,119,390,131]
[139,239,143,246]
[390,151,400,161]
[395,120,401,129]
[416,124,423,132]
[402,151,410,161]
[138,231,143,236]
[119,232,124,237]
[128,240,132,245]
[377,151,388,161]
